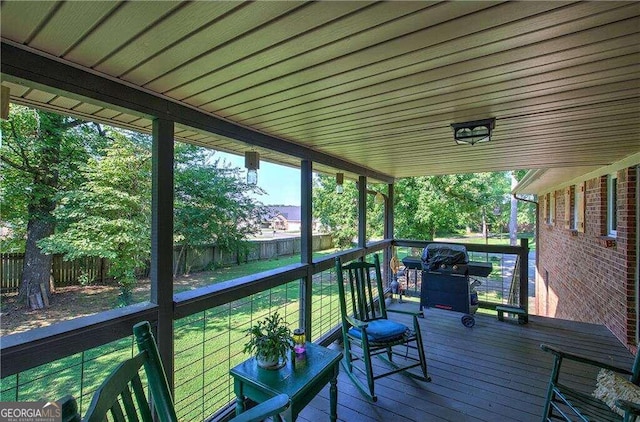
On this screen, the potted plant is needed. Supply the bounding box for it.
[243,312,294,369]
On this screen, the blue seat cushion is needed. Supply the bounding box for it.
[348,319,409,343]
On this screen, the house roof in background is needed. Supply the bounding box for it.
[267,206,302,222]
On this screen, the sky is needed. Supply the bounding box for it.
[215,151,302,206]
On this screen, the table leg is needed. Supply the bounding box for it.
[234,380,246,416]
[235,395,246,416]
[330,374,338,422]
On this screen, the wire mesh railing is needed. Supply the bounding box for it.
[172,280,302,421]
[310,265,342,342]
[393,241,528,309]
[0,335,136,414]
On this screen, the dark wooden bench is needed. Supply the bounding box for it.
[496,305,528,324]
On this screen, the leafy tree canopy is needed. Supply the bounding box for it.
[173,144,266,273]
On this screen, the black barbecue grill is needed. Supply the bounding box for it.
[420,243,490,327]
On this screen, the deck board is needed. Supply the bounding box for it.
[299,300,635,422]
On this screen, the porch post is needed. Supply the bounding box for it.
[151,118,174,392]
[519,238,529,313]
[300,160,313,338]
[358,176,367,248]
[384,183,394,283]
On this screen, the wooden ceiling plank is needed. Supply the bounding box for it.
[72,103,103,115]
[93,109,121,119]
[49,96,81,109]
[29,1,120,57]
[63,2,182,67]
[2,81,30,97]
[204,2,627,113]
[179,1,487,105]
[112,113,141,124]
[284,82,639,142]
[271,58,640,135]
[24,89,56,103]
[213,5,638,119]
[100,1,242,80]
[141,1,309,92]
[245,39,640,129]
[0,1,60,43]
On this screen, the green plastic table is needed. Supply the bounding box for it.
[230,342,342,422]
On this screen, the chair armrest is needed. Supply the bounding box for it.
[345,314,368,329]
[230,393,289,422]
[387,309,422,317]
[540,344,632,375]
[616,399,640,416]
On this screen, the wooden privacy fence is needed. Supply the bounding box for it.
[1,234,334,293]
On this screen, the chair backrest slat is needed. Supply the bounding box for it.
[131,374,153,421]
[110,400,126,421]
[133,322,178,422]
[336,255,386,324]
[85,353,149,422]
[120,383,140,422]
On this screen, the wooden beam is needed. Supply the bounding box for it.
[300,160,313,335]
[1,304,158,377]
[358,176,367,248]
[0,42,393,184]
[151,118,174,393]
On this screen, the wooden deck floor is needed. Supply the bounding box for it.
[299,299,635,422]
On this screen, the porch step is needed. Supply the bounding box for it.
[496,305,528,324]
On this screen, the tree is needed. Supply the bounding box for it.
[39,131,151,305]
[0,107,104,306]
[312,175,384,248]
[173,144,265,274]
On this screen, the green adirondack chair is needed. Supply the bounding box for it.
[541,343,640,421]
[59,321,289,422]
[335,254,430,402]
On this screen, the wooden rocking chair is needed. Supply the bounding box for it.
[335,254,430,402]
[59,321,289,422]
[541,343,640,422]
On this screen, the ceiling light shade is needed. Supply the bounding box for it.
[374,191,385,205]
[335,173,344,194]
[245,151,260,185]
[451,118,496,145]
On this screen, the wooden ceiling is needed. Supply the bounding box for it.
[1,1,639,190]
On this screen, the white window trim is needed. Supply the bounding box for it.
[572,186,579,231]
[607,173,617,237]
[549,192,555,226]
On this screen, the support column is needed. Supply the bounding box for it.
[300,160,313,338]
[384,183,394,283]
[519,238,529,313]
[151,118,174,392]
[358,176,367,249]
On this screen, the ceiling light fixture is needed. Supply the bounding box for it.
[244,151,260,185]
[335,173,344,194]
[451,118,496,146]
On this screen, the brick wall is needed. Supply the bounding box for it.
[536,166,637,349]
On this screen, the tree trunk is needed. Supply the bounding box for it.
[18,217,55,307]
[482,208,488,244]
[173,244,186,278]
